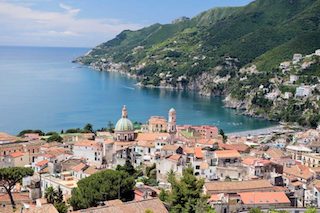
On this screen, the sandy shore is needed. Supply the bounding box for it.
[226,125,286,137]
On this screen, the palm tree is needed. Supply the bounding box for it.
[45,186,57,204]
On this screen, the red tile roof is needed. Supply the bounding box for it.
[35,159,49,167]
[215,150,241,158]
[0,192,30,203]
[72,163,87,172]
[9,151,25,158]
[219,143,249,152]
[194,147,203,159]
[167,154,182,161]
[136,132,169,141]
[74,140,101,148]
[238,192,290,205]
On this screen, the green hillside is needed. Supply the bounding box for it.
[77,0,320,127]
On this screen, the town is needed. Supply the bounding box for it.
[0,106,320,213]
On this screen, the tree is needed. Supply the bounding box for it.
[116,160,136,176]
[146,163,156,179]
[47,133,63,143]
[0,167,34,208]
[69,169,135,210]
[45,186,67,213]
[166,167,214,213]
[46,131,58,136]
[54,201,68,213]
[159,189,169,202]
[83,123,94,133]
[18,129,44,137]
[107,121,114,132]
[248,208,263,213]
[269,210,288,213]
[219,129,227,143]
[56,187,63,203]
[305,207,317,213]
[45,186,57,204]
[195,198,216,213]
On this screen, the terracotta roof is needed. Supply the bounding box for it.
[104,139,115,145]
[9,151,25,158]
[310,167,320,173]
[161,144,179,151]
[309,139,320,148]
[0,192,30,203]
[266,148,286,159]
[242,157,271,166]
[71,163,87,172]
[219,143,249,152]
[208,194,224,202]
[74,140,101,148]
[196,138,217,145]
[24,204,59,213]
[204,180,273,194]
[137,140,155,148]
[35,159,49,167]
[167,154,182,161]
[148,116,167,124]
[136,132,169,142]
[239,192,290,205]
[215,150,241,158]
[291,181,303,187]
[311,180,320,191]
[44,147,70,157]
[183,147,194,154]
[79,198,168,213]
[284,164,314,180]
[194,147,203,159]
[84,166,98,175]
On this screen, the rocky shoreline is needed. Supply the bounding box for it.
[76,60,275,123]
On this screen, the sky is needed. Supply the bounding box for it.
[0,0,253,48]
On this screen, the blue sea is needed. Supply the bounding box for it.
[0,46,274,134]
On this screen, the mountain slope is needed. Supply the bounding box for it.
[77,0,320,127]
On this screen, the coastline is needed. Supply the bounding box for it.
[81,63,280,130]
[226,124,299,137]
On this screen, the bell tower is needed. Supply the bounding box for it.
[122,105,128,118]
[167,108,177,135]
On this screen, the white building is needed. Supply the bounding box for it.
[73,140,103,167]
[283,92,293,100]
[293,53,303,64]
[295,85,313,98]
[289,74,299,84]
[41,172,77,197]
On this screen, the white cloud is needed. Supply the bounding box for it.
[0,1,143,47]
[59,3,80,15]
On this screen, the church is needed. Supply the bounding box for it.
[114,105,135,142]
[113,105,177,142]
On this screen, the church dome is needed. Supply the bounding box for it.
[114,105,134,132]
[115,118,134,132]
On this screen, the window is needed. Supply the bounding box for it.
[195,165,200,170]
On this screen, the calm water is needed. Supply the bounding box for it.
[0,46,274,134]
